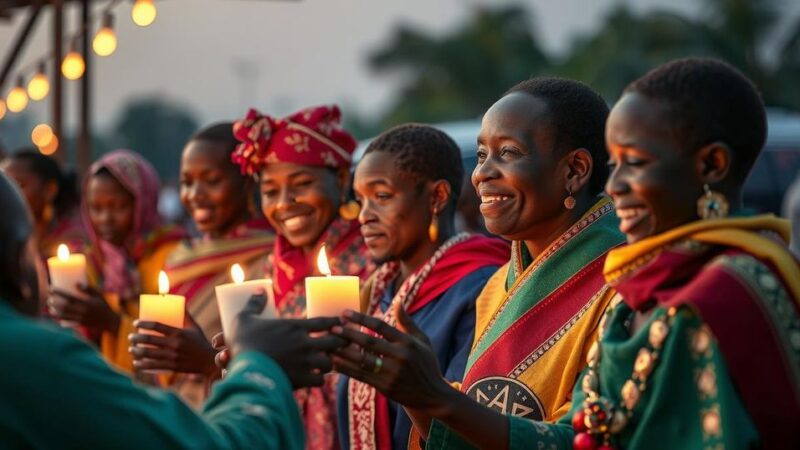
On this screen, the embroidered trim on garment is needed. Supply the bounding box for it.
[476,202,613,352]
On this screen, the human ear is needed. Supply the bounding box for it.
[695,141,732,185]
[429,180,452,214]
[562,148,593,194]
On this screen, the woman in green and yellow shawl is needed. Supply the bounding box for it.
[330,78,625,449]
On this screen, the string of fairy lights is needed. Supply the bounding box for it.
[0,0,159,155]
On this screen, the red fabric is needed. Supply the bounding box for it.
[612,245,800,450]
[232,105,357,175]
[407,234,509,314]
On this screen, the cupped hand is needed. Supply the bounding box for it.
[231,293,346,388]
[48,284,120,333]
[129,319,217,375]
[331,303,453,414]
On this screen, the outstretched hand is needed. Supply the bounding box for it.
[48,284,120,333]
[331,303,453,414]
[129,315,217,375]
[231,292,346,388]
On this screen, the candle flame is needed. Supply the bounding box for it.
[231,263,245,284]
[158,270,170,295]
[316,245,332,276]
[57,243,70,261]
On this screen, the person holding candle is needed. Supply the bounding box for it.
[330,78,626,449]
[230,104,373,450]
[48,149,186,373]
[0,170,347,450]
[129,123,274,407]
[0,150,86,263]
[335,123,509,449]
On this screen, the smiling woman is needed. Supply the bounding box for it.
[129,123,275,408]
[230,104,374,450]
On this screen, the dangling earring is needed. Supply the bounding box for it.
[338,197,361,221]
[563,187,576,210]
[42,203,55,223]
[428,209,439,243]
[697,184,729,219]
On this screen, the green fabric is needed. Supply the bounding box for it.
[467,204,623,368]
[0,300,304,450]
[504,305,759,449]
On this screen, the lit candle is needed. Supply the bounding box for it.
[214,263,277,338]
[139,271,185,330]
[47,244,87,298]
[46,244,87,327]
[305,245,360,318]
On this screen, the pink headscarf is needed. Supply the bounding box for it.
[81,150,164,298]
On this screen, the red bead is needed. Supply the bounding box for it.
[572,411,587,432]
[573,432,597,450]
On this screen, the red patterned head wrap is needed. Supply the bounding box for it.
[231,104,357,175]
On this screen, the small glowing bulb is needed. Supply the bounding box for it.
[132,0,157,27]
[316,245,332,276]
[93,13,117,56]
[6,79,28,113]
[38,135,59,155]
[61,51,85,80]
[27,69,49,101]
[231,264,245,284]
[0,99,6,120]
[158,270,170,295]
[57,243,70,261]
[31,124,54,147]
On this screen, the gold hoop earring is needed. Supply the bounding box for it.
[697,184,729,219]
[428,209,439,243]
[339,199,361,221]
[42,203,55,223]
[563,187,576,210]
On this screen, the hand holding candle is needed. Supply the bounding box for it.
[305,245,360,318]
[215,263,276,338]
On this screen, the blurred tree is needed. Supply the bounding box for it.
[560,0,800,108]
[370,4,551,128]
[109,98,198,181]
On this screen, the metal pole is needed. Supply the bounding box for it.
[52,0,64,163]
[78,0,91,173]
[0,1,43,89]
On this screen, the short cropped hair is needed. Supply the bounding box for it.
[624,58,767,184]
[364,123,464,208]
[191,122,239,155]
[505,77,610,195]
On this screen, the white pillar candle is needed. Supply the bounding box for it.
[215,263,276,338]
[305,245,360,318]
[46,244,87,299]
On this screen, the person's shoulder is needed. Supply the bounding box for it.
[0,313,84,370]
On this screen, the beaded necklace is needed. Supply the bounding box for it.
[571,304,679,450]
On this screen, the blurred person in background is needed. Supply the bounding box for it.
[1,150,86,262]
[48,149,186,373]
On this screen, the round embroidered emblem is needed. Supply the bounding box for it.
[466,376,545,420]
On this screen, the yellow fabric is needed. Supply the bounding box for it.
[604,215,800,303]
[471,275,617,422]
[99,240,180,373]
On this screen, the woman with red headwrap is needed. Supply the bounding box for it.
[232,105,373,449]
[48,149,187,373]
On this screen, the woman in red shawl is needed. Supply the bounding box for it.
[233,104,373,450]
[48,149,186,372]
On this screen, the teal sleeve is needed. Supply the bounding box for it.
[0,325,303,450]
[424,414,573,449]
